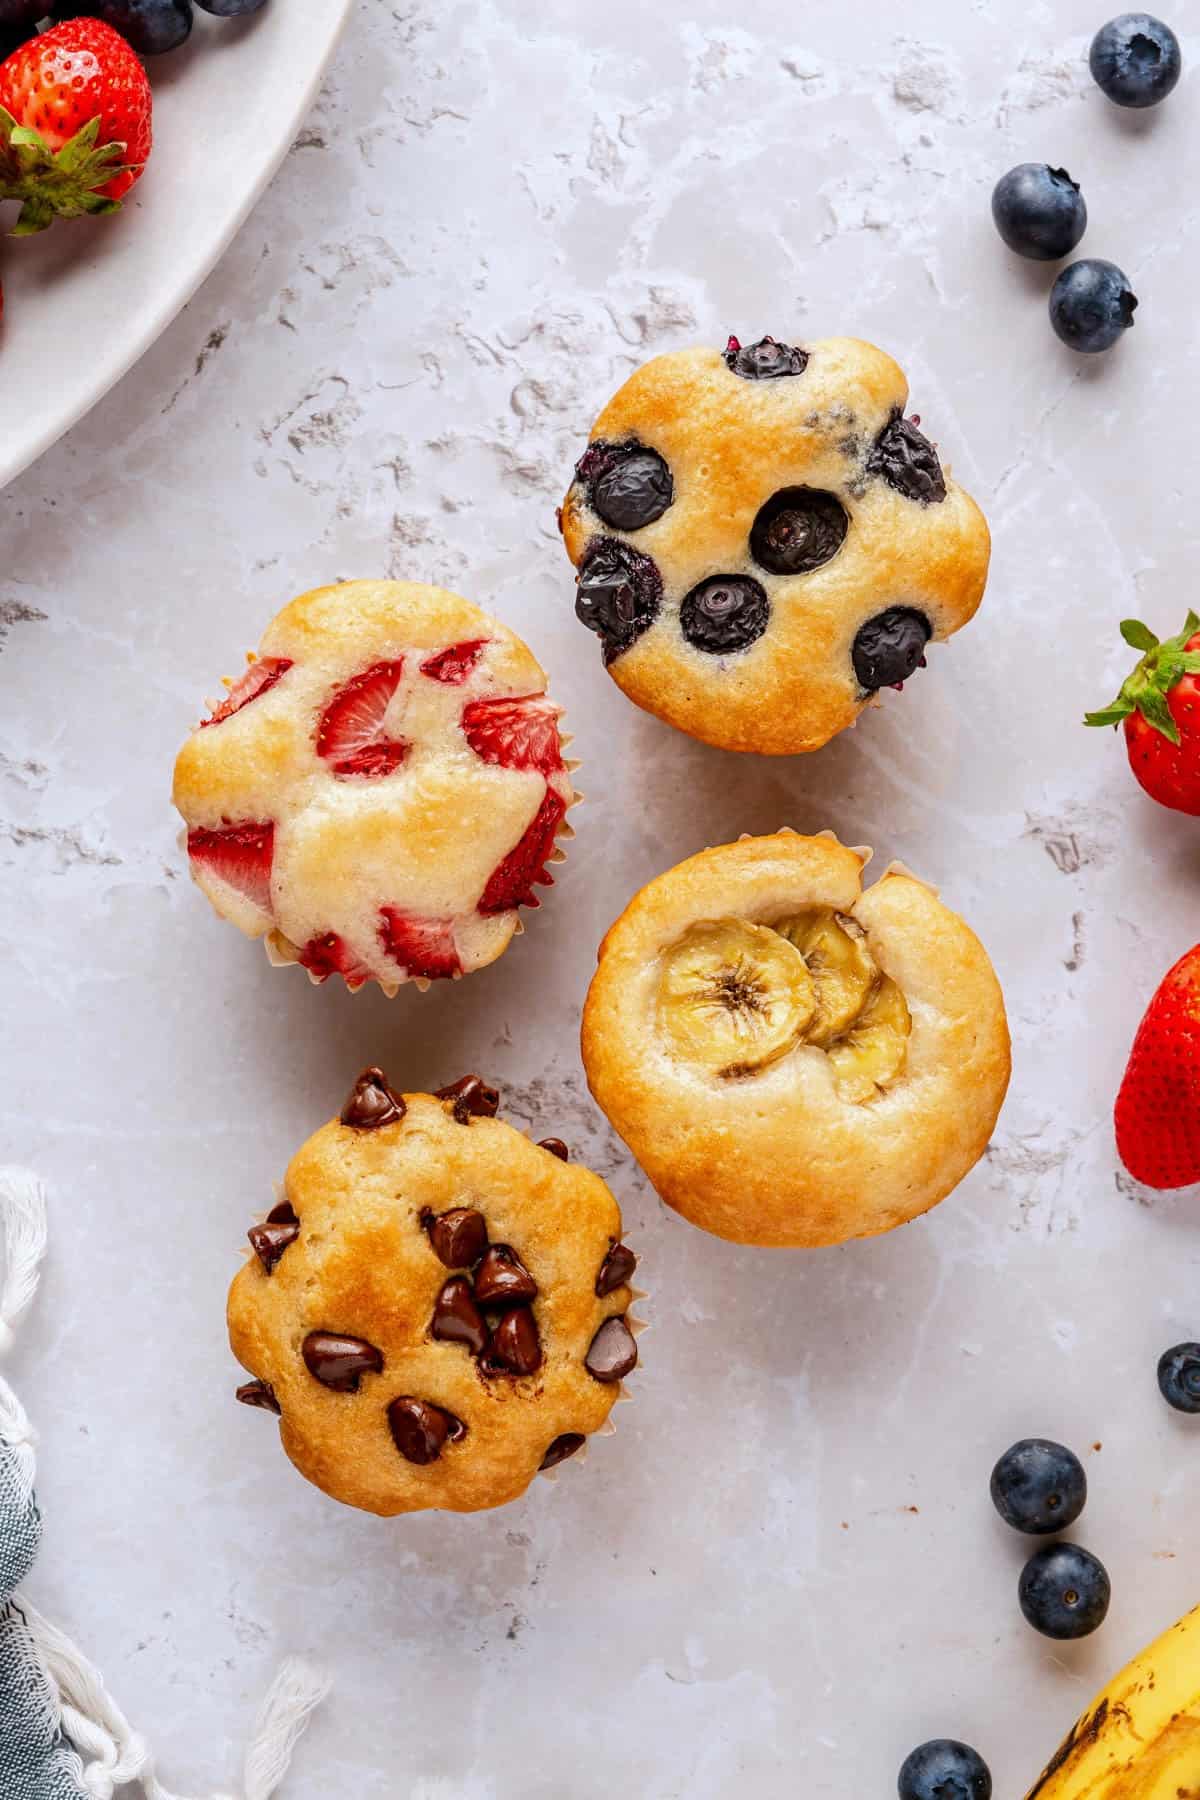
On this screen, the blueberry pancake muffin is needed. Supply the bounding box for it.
[582,832,1009,1247]
[172,580,576,990]
[229,1069,640,1516]
[560,336,990,755]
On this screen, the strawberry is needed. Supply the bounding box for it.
[316,660,407,779]
[1085,611,1200,815]
[378,908,460,981]
[187,823,274,921]
[0,19,153,234]
[1115,944,1200,1189]
[420,640,489,685]
[462,694,564,775]
[201,656,293,729]
[297,931,371,991]
[478,787,566,915]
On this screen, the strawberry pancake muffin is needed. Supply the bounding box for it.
[229,1068,641,1516]
[172,580,576,991]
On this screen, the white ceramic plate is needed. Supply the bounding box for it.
[0,0,353,490]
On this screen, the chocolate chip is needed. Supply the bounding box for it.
[247,1220,300,1274]
[575,538,663,663]
[680,575,770,654]
[540,1432,585,1471]
[387,1396,465,1465]
[851,607,932,692]
[723,334,809,379]
[486,1306,542,1376]
[426,1206,489,1270]
[538,1137,569,1161]
[301,1331,384,1393]
[267,1199,298,1225]
[750,487,848,577]
[431,1277,490,1357]
[474,1244,538,1307]
[585,1316,638,1383]
[236,1379,280,1415]
[869,413,947,504]
[435,1074,500,1123]
[595,1242,637,1297]
[576,440,674,532]
[340,1067,407,1130]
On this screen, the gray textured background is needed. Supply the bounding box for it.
[3,2,1199,1793]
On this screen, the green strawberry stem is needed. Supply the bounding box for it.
[0,109,132,235]
[1085,610,1200,746]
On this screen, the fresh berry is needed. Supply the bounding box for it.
[576,440,674,532]
[722,334,808,379]
[478,787,566,915]
[461,694,564,775]
[0,17,153,231]
[195,0,267,12]
[750,487,848,576]
[297,931,371,991]
[680,575,770,654]
[1090,13,1182,108]
[420,640,488,685]
[897,1740,991,1800]
[316,660,407,778]
[1085,612,1200,815]
[574,539,662,661]
[1049,259,1137,354]
[187,822,274,919]
[870,415,947,504]
[991,164,1087,262]
[51,1,193,55]
[1018,1543,1111,1640]
[378,909,461,981]
[1158,1342,1200,1413]
[990,1439,1087,1535]
[201,656,292,728]
[1115,944,1200,1188]
[852,608,931,692]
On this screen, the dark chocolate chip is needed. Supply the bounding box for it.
[851,607,932,692]
[485,1306,542,1376]
[434,1074,500,1123]
[576,440,674,532]
[387,1395,465,1465]
[538,1137,570,1161]
[680,575,770,654]
[247,1220,300,1274]
[301,1331,384,1393]
[595,1242,637,1298]
[236,1379,280,1415]
[426,1206,489,1270]
[540,1432,585,1471]
[267,1199,299,1225]
[340,1067,407,1130]
[750,487,848,577]
[474,1244,538,1307]
[585,1316,638,1383]
[723,334,809,380]
[575,538,663,663]
[431,1277,490,1357]
[869,413,946,504]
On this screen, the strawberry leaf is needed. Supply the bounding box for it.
[1135,686,1181,745]
[1083,701,1134,728]
[0,107,134,233]
[1121,619,1159,652]
[1086,610,1200,743]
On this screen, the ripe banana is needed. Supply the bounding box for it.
[1025,1601,1200,1797]
[827,974,910,1103]
[775,908,877,1046]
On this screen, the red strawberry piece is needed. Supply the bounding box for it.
[420,640,489,685]
[1115,944,1200,1189]
[316,660,408,779]
[298,931,372,990]
[187,823,274,918]
[378,908,461,981]
[201,657,293,729]
[0,19,153,233]
[1086,611,1200,816]
[478,787,566,915]
[461,694,564,775]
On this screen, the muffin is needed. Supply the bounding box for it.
[560,335,990,755]
[229,1068,640,1516]
[581,831,1010,1248]
[172,580,576,991]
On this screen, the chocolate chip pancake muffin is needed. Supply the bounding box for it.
[581,832,1009,1248]
[172,580,576,991]
[229,1069,640,1516]
[560,335,990,755]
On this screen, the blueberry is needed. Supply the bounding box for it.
[1049,259,1138,354]
[1090,14,1182,108]
[869,415,947,504]
[1019,1544,1111,1640]
[195,0,267,11]
[680,575,770,654]
[52,0,193,53]
[897,1740,992,1800]
[991,164,1088,262]
[990,1439,1087,1535]
[723,334,809,380]
[1157,1342,1200,1413]
[575,539,662,662]
[576,440,674,533]
[750,487,848,577]
[852,608,931,692]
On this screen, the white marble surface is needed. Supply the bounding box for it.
[3,2,1200,1794]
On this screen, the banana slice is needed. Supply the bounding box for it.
[658,919,815,1078]
[775,908,879,1047]
[826,975,911,1104]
